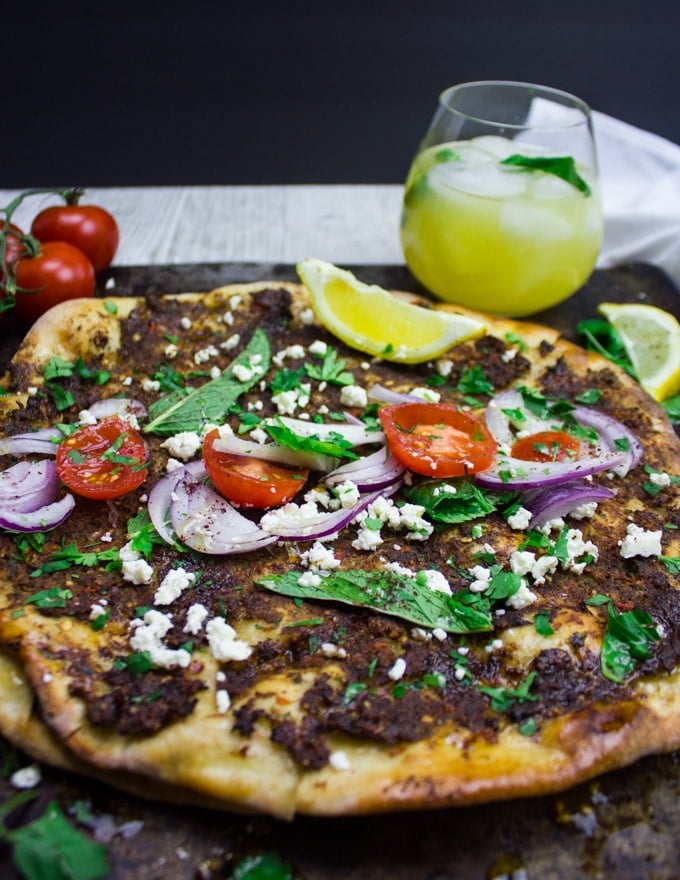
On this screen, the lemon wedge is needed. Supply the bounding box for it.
[598,302,680,401]
[296,258,486,363]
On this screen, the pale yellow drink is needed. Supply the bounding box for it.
[400,136,603,317]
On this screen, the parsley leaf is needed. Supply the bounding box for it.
[577,318,637,378]
[405,479,515,524]
[478,671,539,713]
[601,602,661,682]
[305,347,354,386]
[264,420,358,461]
[229,852,296,880]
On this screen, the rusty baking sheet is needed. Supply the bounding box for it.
[1,262,680,880]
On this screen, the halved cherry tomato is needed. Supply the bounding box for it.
[511,430,581,463]
[378,402,497,477]
[56,416,149,500]
[203,428,308,509]
[31,204,119,272]
[14,241,96,323]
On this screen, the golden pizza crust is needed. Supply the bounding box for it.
[0,283,678,818]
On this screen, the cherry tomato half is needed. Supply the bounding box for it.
[203,428,309,509]
[511,430,581,463]
[56,416,149,500]
[379,402,497,477]
[14,241,96,323]
[31,204,119,272]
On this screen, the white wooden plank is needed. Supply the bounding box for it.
[0,185,404,267]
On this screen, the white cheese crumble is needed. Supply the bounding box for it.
[506,582,538,610]
[215,689,231,714]
[205,617,252,662]
[340,384,368,408]
[299,541,341,572]
[329,750,351,771]
[619,523,663,559]
[297,570,322,588]
[308,339,328,356]
[160,431,202,461]
[10,765,42,789]
[388,657,407,681]
[154,567,196,606]
[507,506,533,530]
[130,610,190,668]
[119,541,154,585]
[321,642,347,659]
[421,569,452,596]
[409,386,441,403]
[183,603,209,634]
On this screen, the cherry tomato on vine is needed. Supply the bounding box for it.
[379,402,497,477]
[203,428,309,509]
[0,220,25,268]
[14,241,96,323]
[56,416,149,500]
[511,430,581,463]
[31,203,119,272]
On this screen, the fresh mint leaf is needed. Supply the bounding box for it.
[264,421,358,461]
[405,479,514,524]
[500,153,591,196]
[577,318,637,378]
[229,852,296,880]
[256,569,493,634]
[534,612,554,636]
[145,328,271,435]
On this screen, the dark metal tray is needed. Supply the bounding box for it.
[1,262,679,880]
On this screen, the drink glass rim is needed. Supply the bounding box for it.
[438,80,593,131]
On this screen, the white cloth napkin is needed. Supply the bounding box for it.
[594,110,680,289]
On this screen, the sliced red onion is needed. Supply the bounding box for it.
[260,481,401,541]
[170,477,276,555]
[86,398,148,422]
[521,482,616,529]
[0,428,62,456]
[0,460,61,513]
[211,433,337,472]
[147,460,207,545]
[325,447,406,491]
[0,493,76,533]
[572,406,643,477]
[265,416,384,447]
[368,383,421,405]
[475,449,628,491]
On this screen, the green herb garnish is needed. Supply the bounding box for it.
[500,153,591,196]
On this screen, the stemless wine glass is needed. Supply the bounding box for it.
[399,81,603,317]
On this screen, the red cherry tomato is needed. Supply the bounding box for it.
[511,430,581,463]
[0,220,25,268]
[31,204,119,272]
[14,241,96,323]
[203,428,309,509]
[378,402,497,477]
[56,416,149,500]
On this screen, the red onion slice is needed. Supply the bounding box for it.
[170,477,276,555]
[0,428,62,456]
[521,482,616,529]
[475,450,628,490]
[0,493,76,533]
[265,416,384,447]
[211,434,337,472]
[571,406,643,477]
[368,383,421,405]
[86,398,148,422]
[0,460,61,513]
[147,460,207,545]
[260,481,402,541]
[325,447,406,491]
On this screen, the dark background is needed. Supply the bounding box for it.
[5,0,680,188]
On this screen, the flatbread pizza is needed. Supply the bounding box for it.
[0,277,678,819]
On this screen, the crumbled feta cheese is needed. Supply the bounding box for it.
[569,502,598,520]
[165,457,184,473]
[249,427,269,445]
[351,525,384,552]
[164,342,179,359]
[410,386,441,403]
[233,363,255,382]
[142,378,161,393]
[299,307,314,325]
[205,617,252,662]
[161,431,202,461]
[78,409,98,426]
[383,560,415,578]
[300,541,341,572]
[421,569,452,595]
[506,581,538,610]
[435,358,453,377]
[329,750,351,771]
[180,316,192,330]
[397,503,434,541]
[507,506,533,530]
[184,603,209,634]
[308,339,328,356]
[297,570,322,588]
[650,471,672,488]
[388,657,407,681]
[10,765,41,789]
[561,528,599,574]
[130,610,190,668]
[340,384,368,408]
[215,689,231,714]
[89,602,108,620]
[154,567,196,605]
[321,642,347,659]
[619,523,663,559]
[220,333,240,351]
[119,541,154,585]
[333,479,360,509]
[468,564,492,593]
[100,531,113,543]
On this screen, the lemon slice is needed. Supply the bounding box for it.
[296,258,485,363]
[598,302,680,401]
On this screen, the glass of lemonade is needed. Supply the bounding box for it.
[400,81,603,317]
